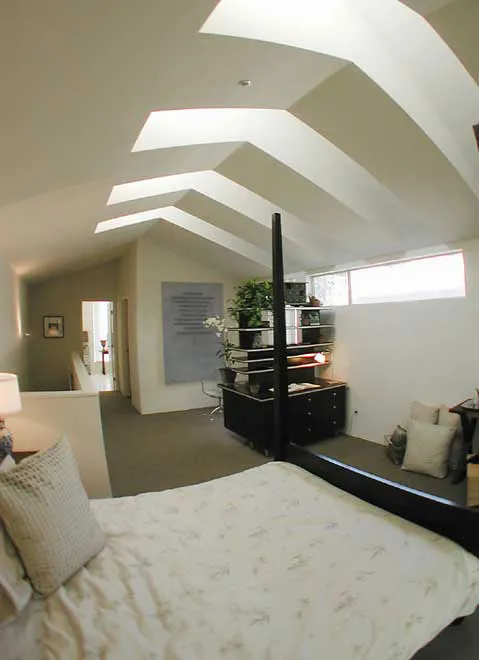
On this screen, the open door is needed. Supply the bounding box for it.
[118,298,131,397]
[81,301,116,392]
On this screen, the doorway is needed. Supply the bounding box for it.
[81,301,116,392]
[118,298,131,397]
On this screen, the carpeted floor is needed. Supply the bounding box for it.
[308,435,467,504]
[100,392,267,497]
[100,393,477,659]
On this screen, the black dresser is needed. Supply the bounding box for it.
[222,378,347,456]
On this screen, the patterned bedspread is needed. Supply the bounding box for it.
[3,461,479,659]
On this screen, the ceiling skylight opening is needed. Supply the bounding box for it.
[200,0,479,200]
[95,209,163,234]
[96,206,271,267]
[104,169,332,264]
[122,107,423,243]
[132,107,270,153]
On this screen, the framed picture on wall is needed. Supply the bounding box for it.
[43,315,64,339]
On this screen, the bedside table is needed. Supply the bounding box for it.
[12,450,38,463]
[467,457,479,507]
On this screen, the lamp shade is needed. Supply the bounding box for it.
[0,373,21,417]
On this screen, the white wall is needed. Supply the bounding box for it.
[330,237,479,444]
[0,256,27,387]
[135,234,238,414]
[117,244,140,409]
[9,353,112,499]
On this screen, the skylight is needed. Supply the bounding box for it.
[201,0,479,200]
[106,170,330,265]
[96,206,271,267]
[129,108,420,239]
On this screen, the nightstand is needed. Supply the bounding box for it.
[467,457,479,507]
[12,450,38,463]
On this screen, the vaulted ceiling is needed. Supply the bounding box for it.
[1,0,478,279]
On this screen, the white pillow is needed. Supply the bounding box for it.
[0,455,33,626]
[0,455,15,473]
[402,420,455,479]
[410,401,440,425]
[0,437,106,596]
[437,405,461,432]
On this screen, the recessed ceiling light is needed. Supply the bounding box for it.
[238,79,251,87]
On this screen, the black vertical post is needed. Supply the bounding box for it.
[272,213,288,460]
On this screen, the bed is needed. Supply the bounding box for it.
[2,460,478,660]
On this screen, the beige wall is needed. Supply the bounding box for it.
[135,234,238,414]
[0,255,27,387]
[117,244,141,409]
[27,260,120,391]
[10,389,112,499]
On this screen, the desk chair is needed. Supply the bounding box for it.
[201,380,223,420]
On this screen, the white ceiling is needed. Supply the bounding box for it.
[0,0,478,280]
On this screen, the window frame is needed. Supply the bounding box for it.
[308,250,465,307]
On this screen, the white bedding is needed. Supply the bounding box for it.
[2,461,479,660]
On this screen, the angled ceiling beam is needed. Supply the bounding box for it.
[132,108,424,242]
[107,169,342,265]
[201,0,479,200]
[96,205,272,268]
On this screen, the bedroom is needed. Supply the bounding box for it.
[1,0,479,658]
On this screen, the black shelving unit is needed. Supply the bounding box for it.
[221,216,346,457]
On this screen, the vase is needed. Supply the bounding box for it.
[219,367,236,386]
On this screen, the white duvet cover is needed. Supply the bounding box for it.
[2,462,479,660]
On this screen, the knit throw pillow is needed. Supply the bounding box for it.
[0,438,106,596]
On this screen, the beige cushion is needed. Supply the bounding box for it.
[0,438,106,596]
[410,401,440,425]
[437,405,461,432]
[0,456,33,625]
[437,405,463,475]
[0,455,15,473]
[402,420,455,479]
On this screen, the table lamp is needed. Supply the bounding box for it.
[0,373,21,461]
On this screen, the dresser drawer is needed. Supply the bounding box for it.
[289,386,347,444]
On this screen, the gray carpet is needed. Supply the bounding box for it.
[100,393,477,659]
[100,392,267,497]
[308,435,467,504]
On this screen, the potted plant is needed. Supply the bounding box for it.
[229,278,273,348]
[203,316,237,385]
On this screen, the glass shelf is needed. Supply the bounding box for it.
[225,324,334,331]
[231,361,332,375]
[227,306,333,311]
[233,346,334,363]
[230,342,334,353]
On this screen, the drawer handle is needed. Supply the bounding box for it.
[307,411,312,416]
[333,405,336,410]
[307,397,312,403]
[332,420,337,425]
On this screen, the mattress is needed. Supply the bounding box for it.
[2,461,479,660]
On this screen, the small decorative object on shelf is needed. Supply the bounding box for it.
[308,295,321,307]
[228,278,273,349]
[203,316,236,385]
